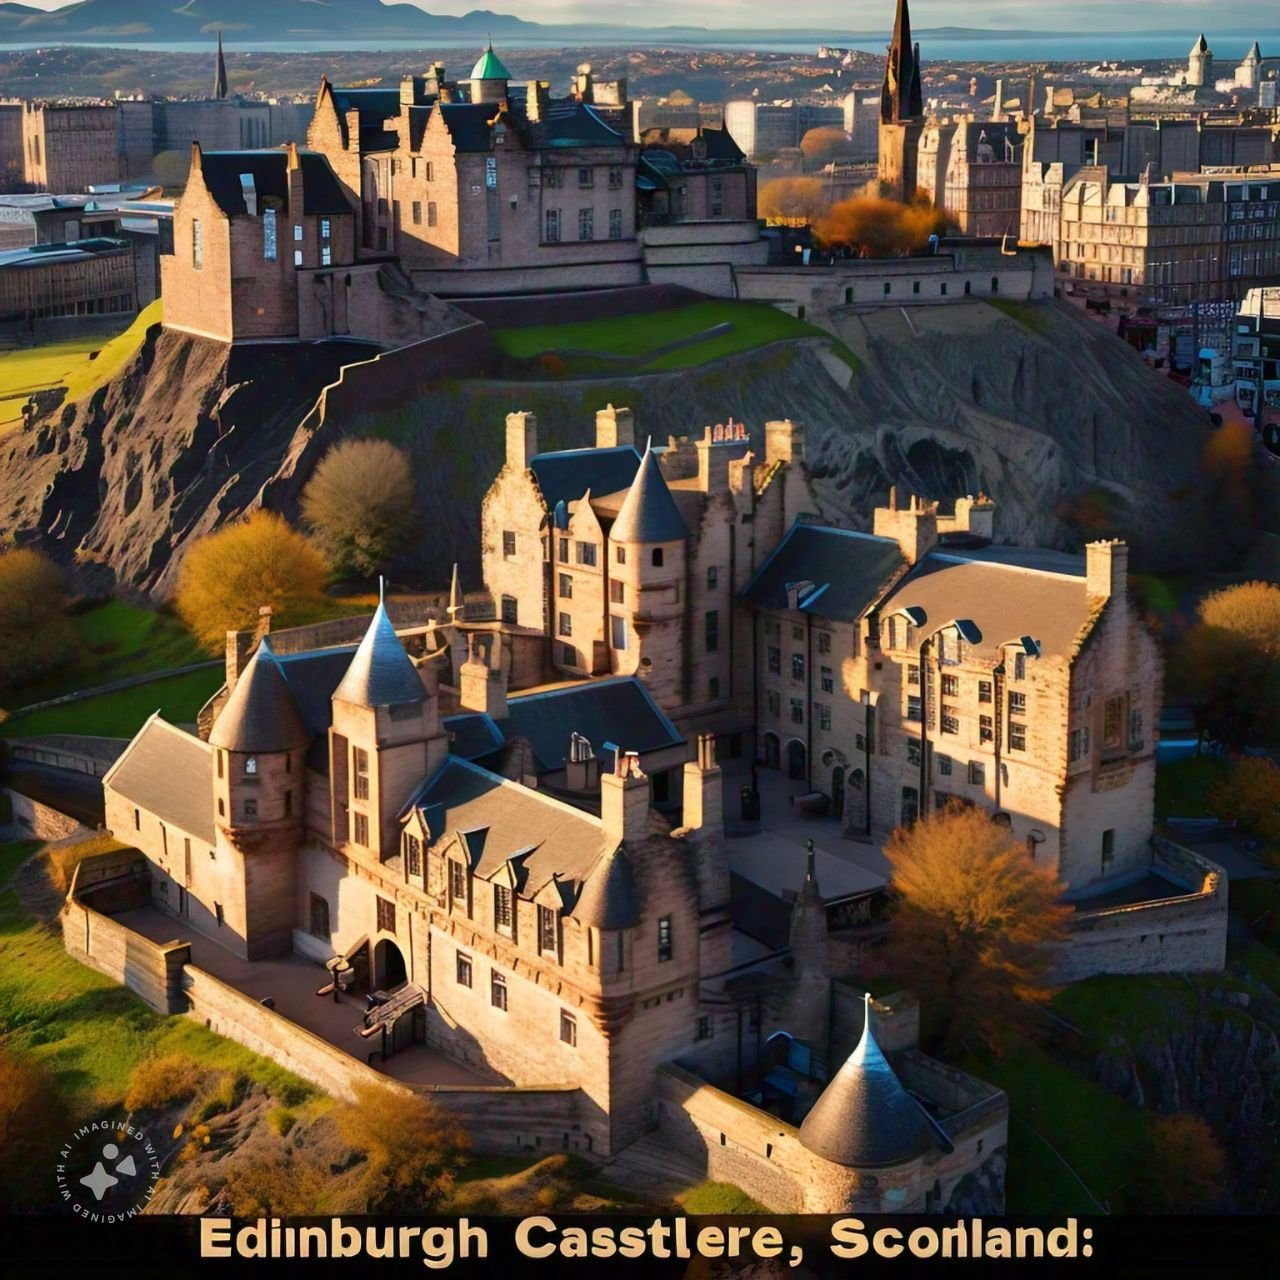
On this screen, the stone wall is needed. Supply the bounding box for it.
[3,788,88,841]
[62,851,191,1014]
[454,282,705,329]
[1050,838,1228,982]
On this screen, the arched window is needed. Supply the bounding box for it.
[244,756,258,776]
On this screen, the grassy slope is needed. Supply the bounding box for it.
[0,299,162,433]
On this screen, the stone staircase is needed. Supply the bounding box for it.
[596,1131,707,1203]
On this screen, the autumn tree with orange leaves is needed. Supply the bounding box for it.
[758,176,830,226]
[814,195,950,257]
[881,803,1071,1056]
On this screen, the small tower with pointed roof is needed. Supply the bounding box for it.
[1187,33,1214,88]
[329,586,446,861]
[878,0,927,201]
[469,39,512,104]
[213,29,229,101]
[606,441,688,707]
[208,635,311,958]
[1237,41,1262,91]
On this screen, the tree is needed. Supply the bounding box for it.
[0,1048,69,1210]
[0,547,75,694]
[300,438,416,578]
[174,510,330,652]
[758,176,829,226]
[223,1150,333,1216]
[1131,1114,1225,1212]
[1171,581,1280,750]
[814,195,950,257]
[799,126,856,166]
[1208,756,1280,849]
[881,803,1071,1056]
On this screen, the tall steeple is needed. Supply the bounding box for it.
[213,29,229,101]
[881,0,924,124]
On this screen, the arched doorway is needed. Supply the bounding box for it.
[374,938,407,991]
[831,766,846,818]
[786,739,807,781]
[762,732,781,770]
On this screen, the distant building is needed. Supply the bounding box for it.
[877,0,926,201]
[916,121,1022,237]
[0,236,137,328]
[1231,286,1280,418]
[1187,33,1214,89]
[723,99,847,161]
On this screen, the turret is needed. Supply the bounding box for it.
[469,40,512,104]
[1187,34,1213,88]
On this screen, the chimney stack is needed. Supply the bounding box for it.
[458,631,508,719]
[600,750,650,847]
[1086,539,1129,600]
[595,403,635,449]
[873,492,939,564]
[765,418,805,465]
[505,411,538,472]
[682,733,723,836]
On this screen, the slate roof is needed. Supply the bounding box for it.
[528,445,641,511]
[105,716,215,847]
[198,149,350,218]
[742,523,905,623]
[876,546,1093,659]
[572,844,640,930]
[442,712,506,762]
[439,102,504,152]
[333,603,428,709]
[404,757,605,903]
[330,87,403,125]
[496,677,684,773]
[798,993,942,1168]
[208,637,312,754]
[527,100,627,150]
[697,125,745,162]
[611,444,687,544]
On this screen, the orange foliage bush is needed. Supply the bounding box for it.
[813,195,950,257]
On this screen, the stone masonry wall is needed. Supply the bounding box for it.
[4,788,88,841]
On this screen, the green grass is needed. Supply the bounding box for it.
[676,1181,770,1214]
[0,299,161,433]
[1154,755,1228,821]
[2,600,206,713]
[988,298,1053,336]
[491,301,840,373]
[0,842,315,1118]
[0,840,41,884]
[1,666,224,739]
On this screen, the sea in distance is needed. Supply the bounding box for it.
[0,32,1276,62]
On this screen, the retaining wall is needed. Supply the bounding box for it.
[5,787,89,840]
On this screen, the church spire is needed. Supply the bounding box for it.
[214,29,229,100]
[881,0,924,124]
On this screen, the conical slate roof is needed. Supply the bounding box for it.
[209,636,311,754]
[1192,33,1211,54]
[470,42,512,82]
[610,443,687,544]
[333,602,427,709]
[572,844,640,930]
[798,994,938,1169]
[213,30,228,100]
[1244,41,1262,60]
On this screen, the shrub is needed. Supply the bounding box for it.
[194,1071,247,1121]
[124,1054,202,1113]
[267,1106,296,1138]
[0,1048,69,1210]
[0,548,75,694]
[174,511,330,651]
[814,195,950,257]
[1208,756,1280,847]
[223,1150,331,1215]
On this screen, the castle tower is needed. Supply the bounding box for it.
[329,590,446,861]
[606,441,688,707]
[1187,34,1213,88]
[213,30,228,101]
[1237,41,1262,92]
[208,636,311,959]
[787,840,831,1045]
[878,0,926,201]
[469,40,512,104]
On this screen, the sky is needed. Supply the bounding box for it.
[11,0,1273,32]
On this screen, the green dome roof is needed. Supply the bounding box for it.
[470,44,511,82]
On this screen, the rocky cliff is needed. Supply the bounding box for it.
[0,299,1236,597]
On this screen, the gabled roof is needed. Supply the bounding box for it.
[333,602,428,709]
[528,444,641,511]
[438,102,503,152]
[330,86,403,125]
[104,715,215,847]
[696,124,745,162]
[528,100,628,150]
[197,149,350,218]
[798,993,942,1168]
[208,636,312,754]
[611,443,687,544]
[742,522,905,623]
[572,843,640,929]
[442,712,506,761]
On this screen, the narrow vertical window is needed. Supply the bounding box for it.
[191,218,202,269]
[262,207,277,261]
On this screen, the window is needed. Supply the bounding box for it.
[791,653,805,681]
[907,740,922,767]
[353,747,369,800]
[545,209,560,242]
[578,208,594,240]
[1008,692,1027,716]
[485,156,497,189]
[652,548,664,568]
[820,665,834,694]
[412,200,422,225]
[767,690,781,717]
[1069,726,1090,762]
[215,902,224,928]
[913,280,921,295]
[294,249,303,267]
[561,643,576,666]
[1101,828,1115,868]
[937,753,953,776]
[608,166,623,189]
[494,884,513,933]
[320,217,331,243]
[968,760,985,786]
[427,201,438,227]
[309,892,330,940]
[978,680,993,703]
[657,915,673,962]
[456,952,472,987]
[883,281,891,296]
[558,538,570,563]
[610,580,624,604]
[576,541,597,567]
[907,664,920,686]
[980,714,994,743]
[578,167,594,188]
[991,277,1000,293]
[425,161,434,182]
[502,530,516,557]
[792,625,804,641]
[217,751,224,780]
[901,786,919,825]
[539,904,558,954]
[245,756,258,776]
[263,208,277,260]
[294,223,304,242]
[817,631,831,654]
[610,614,628,650]
[406,834,422,876]
[705,610,720,652]
[709,676,720,699]
[449,859,466,904]
[789,698,804,725]
[558,612,572,637]
[767,646,781,674]
[941,707,959,735]
[1013,652,1026,681]
[609,209,623,240]
[942,674,960,697]
[616,545,626,564]
[695,1015,713,1041]
[354,812,369,846]
[491,971,508,1011]
[818,704,832,731]
[376,895,395,933]
[559,572,573,598]
[1103,695,1125,752]
[707,565,718,589]
[1009,721,1027,752]
[906,695,922,722]
[192,219,202,269]
[560,1010,577,1046]
[501,595,518,624]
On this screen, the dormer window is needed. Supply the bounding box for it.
[244,756,258,776]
